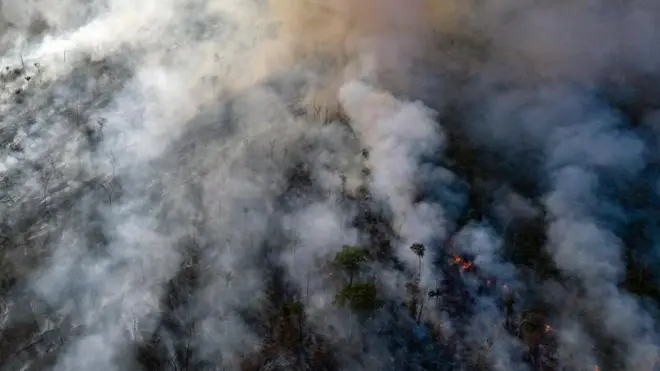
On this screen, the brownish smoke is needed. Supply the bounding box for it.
[261,0,470,108]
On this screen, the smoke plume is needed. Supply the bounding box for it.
[0,1,659,370]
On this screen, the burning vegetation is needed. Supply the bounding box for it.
[1,1,660,371]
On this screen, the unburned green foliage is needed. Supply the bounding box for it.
[333,245,370,273]
[334,282,382,313]
[333,245,370,286]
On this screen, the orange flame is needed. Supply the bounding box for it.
[451,256,473,271]
[545,324,552,332]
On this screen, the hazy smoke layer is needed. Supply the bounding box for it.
[0,1,659,371]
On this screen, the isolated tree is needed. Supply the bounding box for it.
[333,245,370,287]
[334,282,381,313]
[406,279,421,319]
[503,290,516,331]
[410,243,425,273]
[281,299,304,319]
[277,300,306,348]
[409,243,426,322]
[332,246,381,314]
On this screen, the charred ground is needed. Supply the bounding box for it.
[0,47,658,371]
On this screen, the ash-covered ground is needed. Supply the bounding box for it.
[1,1,660,370]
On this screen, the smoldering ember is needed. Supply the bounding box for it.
[1,1,660,371]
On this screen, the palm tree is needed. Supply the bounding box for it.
[410,243,425,273]
[409,243,426,322]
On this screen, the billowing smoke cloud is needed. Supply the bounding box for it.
[1,1,660,370]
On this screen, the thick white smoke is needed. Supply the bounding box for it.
[1,1,660,371]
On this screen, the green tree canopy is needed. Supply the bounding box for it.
[333,245,370,276]
[334,282,381,312]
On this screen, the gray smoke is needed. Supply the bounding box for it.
[1,1,660,371]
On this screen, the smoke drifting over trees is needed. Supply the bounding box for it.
[1,0,660,370]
